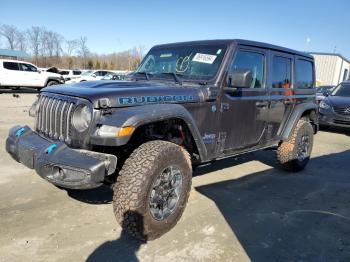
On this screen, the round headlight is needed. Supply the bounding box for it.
[29,99,40,117]
[319,100,330,109]
[72,105,92,132]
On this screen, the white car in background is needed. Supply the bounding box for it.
[59,69,82,81]
[0,59,64,90]
[65,70,114,84]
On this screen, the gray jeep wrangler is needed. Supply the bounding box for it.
[6,39,318,240]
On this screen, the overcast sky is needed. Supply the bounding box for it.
[1,0,349,57]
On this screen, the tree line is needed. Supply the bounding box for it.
[0,24,145,71]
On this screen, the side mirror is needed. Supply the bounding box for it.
[37,70,41,74]
[92,74,96,78]
[226,69,252,92]
[323,92,330,97]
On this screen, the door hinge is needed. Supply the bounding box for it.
[215,132,227,154]
[220,103,229,112]
[267,124,273,133]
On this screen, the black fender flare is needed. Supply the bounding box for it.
[94,104,208,161]
[281,102,318,140]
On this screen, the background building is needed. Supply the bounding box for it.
[0,49,30,60]
[310,52,350,86]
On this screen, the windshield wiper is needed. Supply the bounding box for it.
[160,72,183,85]
[136,71,151,80]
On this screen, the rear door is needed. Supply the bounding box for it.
[219,47,269,154]
[267,51,295,141]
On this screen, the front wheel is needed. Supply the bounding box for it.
[46,80,58,87]
[113,140,192,240]
[277,119,314,172]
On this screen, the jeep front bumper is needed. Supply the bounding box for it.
[6,126,117,189]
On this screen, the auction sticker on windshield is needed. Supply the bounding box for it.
[192,53,217,64]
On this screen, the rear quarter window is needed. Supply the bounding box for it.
[3,62,20,71]
[295,59,314,89]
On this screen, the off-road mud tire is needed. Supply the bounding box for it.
[277,119,314,172]
[113,140,192,240]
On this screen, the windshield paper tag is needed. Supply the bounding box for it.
[192,53,217,64]
[160,53,172,58]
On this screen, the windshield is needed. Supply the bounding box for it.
[136,44,228,81]
[331,83,350,97]
[81,70,93,76]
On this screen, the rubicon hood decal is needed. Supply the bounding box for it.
[118,95,194,106]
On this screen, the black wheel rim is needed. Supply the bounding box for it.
[149,165,183,221]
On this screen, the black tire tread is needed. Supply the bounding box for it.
[277,119,314,172]
[113,140,192,240]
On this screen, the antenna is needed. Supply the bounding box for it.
[305,38,311,52]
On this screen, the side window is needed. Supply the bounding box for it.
[94,71,102,76]
[295,59,314,89]
[3,62,20,71]
[229,50,265,88]
[20,63,37,72]
[272,56,291,88]
[73,70,81,75]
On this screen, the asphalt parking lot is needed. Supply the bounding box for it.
[1,92,350,262]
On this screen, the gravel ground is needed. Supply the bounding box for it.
[0,92,350,262]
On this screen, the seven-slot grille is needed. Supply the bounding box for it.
[333,106,350,116]
[36,95,76,143]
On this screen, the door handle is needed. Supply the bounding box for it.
[256,101,269,108]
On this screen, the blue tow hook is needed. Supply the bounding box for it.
[46,144,57,154]
[15,127,25,137]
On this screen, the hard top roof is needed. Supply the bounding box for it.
[152,39,313,59]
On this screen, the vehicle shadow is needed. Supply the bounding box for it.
[86,211,146,262]
[196,149,350,261]
[76,148,350,261]
[0,87,39,94]
[64,186,113,204]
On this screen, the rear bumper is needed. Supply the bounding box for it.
[6,126,117,189]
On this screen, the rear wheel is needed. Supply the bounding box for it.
[113,140,192,240]
[277,119,314,172]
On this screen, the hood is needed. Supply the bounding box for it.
[325,95,350,107]
[41,80,205,108]
[42,71,61,78]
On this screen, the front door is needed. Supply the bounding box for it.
[19,63,41,87]
[219,47,269,154]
